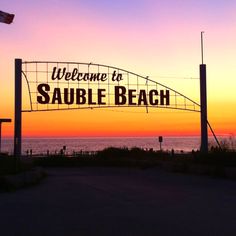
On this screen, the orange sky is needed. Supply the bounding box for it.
[1,0,236,138]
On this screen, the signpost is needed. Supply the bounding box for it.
[14,58,22,157]
[200,32,208,153]
[158,136,163,151]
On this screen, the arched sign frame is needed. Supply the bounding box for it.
[14,58,208,156]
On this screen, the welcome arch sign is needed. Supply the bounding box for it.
[14,59,208,156]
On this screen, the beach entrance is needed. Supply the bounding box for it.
[14,59,207,156]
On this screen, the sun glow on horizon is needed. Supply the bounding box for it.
[0,0,235,138]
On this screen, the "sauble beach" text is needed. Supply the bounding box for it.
[37,67,170,106]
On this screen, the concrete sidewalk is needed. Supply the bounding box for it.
[0,167,236,236]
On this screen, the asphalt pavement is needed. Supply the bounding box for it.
[0,167,236,236]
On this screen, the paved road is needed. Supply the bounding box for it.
[0,167,236,236]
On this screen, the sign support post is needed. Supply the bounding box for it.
[14,58,22,157]
[200,64,208,153]
[200,32,208,153]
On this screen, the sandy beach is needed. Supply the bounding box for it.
[0,167,236,236]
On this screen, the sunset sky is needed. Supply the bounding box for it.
[1,0,236,137]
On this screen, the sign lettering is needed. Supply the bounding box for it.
[36,65,170,107]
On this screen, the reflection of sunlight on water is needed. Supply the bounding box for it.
[3,136,235,155]
[1,136,226,155]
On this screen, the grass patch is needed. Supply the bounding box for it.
[2,148,236,181]
[34,147,170,168]
[0,154,32,176]
[194,151,236,167]
[0,154,46,192]
[33,147,236,168]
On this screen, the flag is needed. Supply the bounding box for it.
[0,10,14,24]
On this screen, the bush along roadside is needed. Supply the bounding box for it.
[33,147,236,179]
[0,155,47,192]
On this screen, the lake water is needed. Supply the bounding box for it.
[0,136,225,155]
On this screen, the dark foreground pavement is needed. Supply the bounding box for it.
[0,167,236,236]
